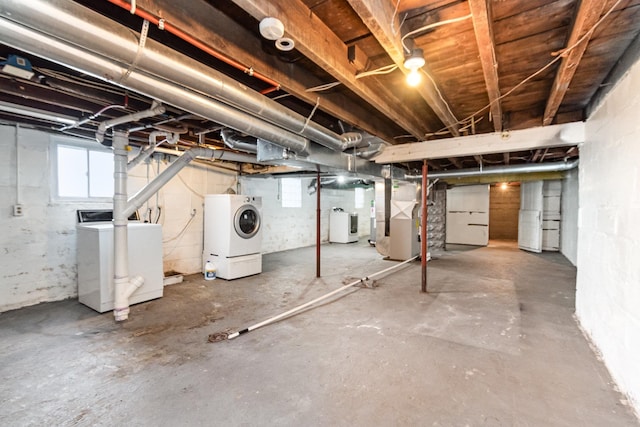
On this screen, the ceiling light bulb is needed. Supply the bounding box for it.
[337,175,345,184]
[406,69,422,87]
[403,48,425,70]
[501,182,508,190]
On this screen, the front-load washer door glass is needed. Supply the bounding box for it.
[234,204,260,239]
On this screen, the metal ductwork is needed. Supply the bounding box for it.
[0,0,399,179]
[0,0,380,153]
[220,129,258,154]
[404,159,579,180]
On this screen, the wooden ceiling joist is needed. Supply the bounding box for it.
[543,0,607,125]
[468,0,503,132]
[231,0,431,139]
[131,0,401,142]
[346,0,461,137]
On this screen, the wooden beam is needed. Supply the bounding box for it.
[132,0,401,142]
[468,0,502,132]
[427,160,442,171]
[543,0,606,125]
[346,0,460,136]
[231,0,430,138]
[449,157,464,169]
[374,122,584,163]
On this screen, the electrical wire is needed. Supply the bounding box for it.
[355,64,399,79]
[305,81,342,92]
[390,0,408,36]
[429,0,623,137]
[177,172,204,198]
[401,14,473,53]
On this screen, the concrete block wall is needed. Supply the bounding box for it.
[578,55,640,414]
[489,184,520,240]
[0,126,235,312]
[561,169,579,266]
[239,176,374,254]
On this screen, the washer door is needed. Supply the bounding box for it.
[234,204,261,239]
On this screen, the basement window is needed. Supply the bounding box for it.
[51,137,114,201]
[281,177,302,208]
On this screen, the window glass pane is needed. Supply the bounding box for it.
[281,178,302,208]
[355,187,365,209]
[89,150,114,197]
[57,145,88,198]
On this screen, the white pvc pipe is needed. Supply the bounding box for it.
[226,255,419,339]
[112,131,144,321]
[96,101,165,144]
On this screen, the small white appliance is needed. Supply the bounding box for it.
[388,200,420,261]
[203,194,262,279]
[76,221,163,313]
[329,209,358,243]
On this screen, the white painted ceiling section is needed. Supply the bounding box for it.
[375,122,585,163]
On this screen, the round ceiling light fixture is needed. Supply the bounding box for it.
[275,37,295,51]
[259,17,285,40]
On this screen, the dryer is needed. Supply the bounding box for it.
[203,194,262,279]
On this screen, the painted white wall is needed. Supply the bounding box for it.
[239,176,374,254]
[577,55,640,414]
[0,126,235,312]
[560,168,579,266]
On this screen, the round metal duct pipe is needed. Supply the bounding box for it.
[405,159,579,180]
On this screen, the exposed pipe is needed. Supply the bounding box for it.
[105,0,281,93]
[405,159,579,180]
[220,129,257,154]
[316,168,321,278]
[127,130,180,171]
[215,256,419,341]
[59,103,128,132]
[0,0,365,152]
[112,131,144,321]
[95,100,165,143]
[421,160,427,293]
[0,1,401,178]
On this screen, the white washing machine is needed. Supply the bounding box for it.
[203,194,262,279]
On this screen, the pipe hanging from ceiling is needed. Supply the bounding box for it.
[404,159,579,180]
[220,129,258,154]
[0,0,373,153]
[0,0,397,179]
[105,0,281,94]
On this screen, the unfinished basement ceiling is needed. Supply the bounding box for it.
[1,0,639,172]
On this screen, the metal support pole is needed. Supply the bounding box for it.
[316,169,321,278]
[421,159,428,293]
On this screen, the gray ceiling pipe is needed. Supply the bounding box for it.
[0,9,402,179]
[220,129,258,154]
[0,0,372,152]
[0,15,310,156]
[404,159,579,180]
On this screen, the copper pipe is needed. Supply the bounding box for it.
[316,169,321,278]
[421,159,428,293]
[107,0,281,92]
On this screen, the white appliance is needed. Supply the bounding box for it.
[329,210,358,243]
[77,222,163,313]
[204,194,262,279]
[389,200,419,261]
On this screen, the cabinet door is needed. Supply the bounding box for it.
[518,181,543,253]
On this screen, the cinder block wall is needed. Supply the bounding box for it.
[0,126,235,312]
[578,54,640,414]
[239,176,374,254]
[489,184,520,240]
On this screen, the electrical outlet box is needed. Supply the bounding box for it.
[13,204,24,216]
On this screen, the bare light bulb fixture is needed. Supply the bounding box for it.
[403,47,425,87]
[406,69,422,87]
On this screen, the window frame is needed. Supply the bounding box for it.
[50,135,114,203]
[280,177,302,208]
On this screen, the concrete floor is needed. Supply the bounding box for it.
[0,241,637,426]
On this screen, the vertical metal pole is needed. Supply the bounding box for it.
[421,160,428,293]
[316,169,321,278]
